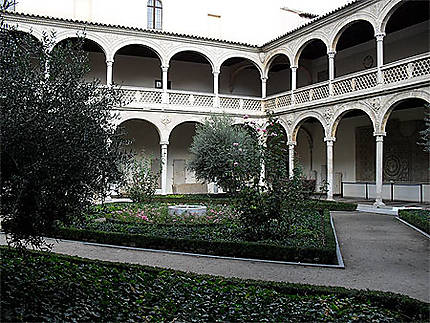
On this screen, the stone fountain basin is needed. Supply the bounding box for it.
[168,205,207,216]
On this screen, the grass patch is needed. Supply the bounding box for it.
[1,247,428,322]
[398,209,430,234]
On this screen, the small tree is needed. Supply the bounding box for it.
[418,104,430,153]
[188,115,261,193]
[0,21,125,248]
[122,154,160,203]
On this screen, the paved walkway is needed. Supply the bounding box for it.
[1,212,429,302]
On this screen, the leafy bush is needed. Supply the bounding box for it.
[53,209,337,264]
[398,209,430,234]
[0,27,125,249]
[188,115,261,193]
[122,155,160,203]
[1,247,428,322]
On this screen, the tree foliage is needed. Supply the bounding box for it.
[188,115,261,193]
[417,104,430,153]
[0,21,125,248]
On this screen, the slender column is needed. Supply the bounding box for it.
[327,51,336,95]
[325,137,336,201]
[375,33,385,84]
[160,141,169,195]
[259,135,266,186]
[374,133,386,207]
[106,60,114,86]
[290,66,298,105]
[288,141,296,178]
[213,70,220,107]
[161,65,169,104]
[261,77,267,99]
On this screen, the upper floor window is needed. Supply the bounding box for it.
[147,0,162,30]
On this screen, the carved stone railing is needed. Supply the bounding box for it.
[294,82,330,104]
[120,86,163,105]
[265,91,292,110]
[117,54,429,114]
[332,68,378,96]
[382,53,430,85]
[168,90,214,107]
[219,94,262,111]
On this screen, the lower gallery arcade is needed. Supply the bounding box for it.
[118,96,429,204]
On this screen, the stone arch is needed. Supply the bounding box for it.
[379,90,430,133]
[293,35,329,66]
[330,17,377,51]
[167,47,216,71]
[329,103,377,138]
[53,31,109,58]
[379,0,404,34]
[110,39,164,64]
[263,51,293,79]
[11,24,44,42]
[217,53,263,78]
[167,119,204,141]
[116,116,163,140]
[291,111,328,142]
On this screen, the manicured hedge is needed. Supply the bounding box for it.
[398,209,430,234]
[1,247,428,322]
[52,210,337,264]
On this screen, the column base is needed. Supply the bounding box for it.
[373,199,385,208]
[326,196,334,201]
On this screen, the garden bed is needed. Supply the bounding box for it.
[398,209,430,234]
[52,201,339,264]
[1,247,428,322]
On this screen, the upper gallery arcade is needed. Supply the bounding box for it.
[4,0,430,204]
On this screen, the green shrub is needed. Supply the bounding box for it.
[398,209,430,234]
[52,210,337,264]
[1,247,428,322]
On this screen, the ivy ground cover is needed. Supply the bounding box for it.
[1,247,428,322]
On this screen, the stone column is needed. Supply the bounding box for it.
[160,141,169,195]
[325,137,336,201]
[288,141,296,178]
[259,135,266,186]
[375,33,385,84]
[290,66,298,105]
[161,65,169,104]
[106,60,114,86]
[374,133,386,207]
[213,70,220,108]
[328,51,336,95]
[261,77,267,99]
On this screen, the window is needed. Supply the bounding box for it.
[147,0,162,30]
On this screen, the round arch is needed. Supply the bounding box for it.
[167,47,216,71]
[293,35,329,66]
[167,119,204,141]
[329,103,377,137]
[291,111,328,142]
[380,91,430,133]
[116,117,162,140]
[331,18,376,51]
[11,25,44,42]
[379,0,405,34]
[53,32,109,58]
[263,51,293,79]
[217,54,263,78]
[111,41,164,64]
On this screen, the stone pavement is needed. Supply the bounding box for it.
[1,211,429,302]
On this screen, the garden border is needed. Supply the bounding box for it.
[395,217,430,239]
[51,213,345,269]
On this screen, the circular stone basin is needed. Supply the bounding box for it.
[168,205,207,217]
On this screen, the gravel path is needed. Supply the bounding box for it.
[1,211,429,302]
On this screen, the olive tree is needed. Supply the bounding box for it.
[188,115,261,193]
[0,16,125,249]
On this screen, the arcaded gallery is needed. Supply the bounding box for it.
[5,0,429,204]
